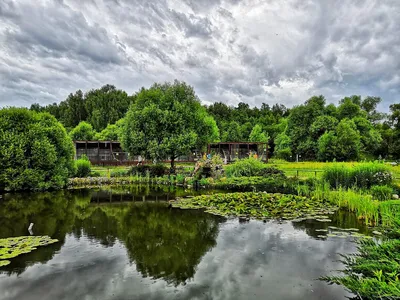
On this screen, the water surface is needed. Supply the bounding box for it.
[0,186,366,300]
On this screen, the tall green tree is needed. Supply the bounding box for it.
[0,108,75,191]
[69,121,96,141]
[84,85,132,132]
[249,124,269,142]
[222,121,243,142]
[121,81,218,169]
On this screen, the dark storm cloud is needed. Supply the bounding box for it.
[0,0,399,108]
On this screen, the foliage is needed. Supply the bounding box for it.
[371,185,393,201]
[69,121,96,141]
[0,236,58,267]
[75,155,92,178]
[172,192,338,219]
[225,157,266,177]
[194,154,224,179]
[0,108,75,191]
[94,119,124,141]
[31,85,133,131]
[121,81,218,169]
[249,124,269,142]
[129,164,168,177]
[322,162,392,189]
[274,132,292,160]
[323,239,400,299]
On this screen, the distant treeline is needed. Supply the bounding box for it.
[30,83,400,161]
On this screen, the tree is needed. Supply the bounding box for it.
[94,119,125,141]
[287,95,326,159]
[317,131,337,161]
[0,108,75,191]
[317,119,361,161]
[84,84,132,132]
[249,124,269,142]
[222,121,243,142]
[121,80,218,169]
[337,97,363,120]
[310,115,338,139]
[274,132,292,160]
[69,121,96,141]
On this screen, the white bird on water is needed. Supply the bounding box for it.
[28,223,34,235]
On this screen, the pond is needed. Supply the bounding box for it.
[0,185,370,300]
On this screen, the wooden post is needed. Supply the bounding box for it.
[109,142,113,162]
[85,141,88,156]
[97,141,100,164]
[296,170,299,177]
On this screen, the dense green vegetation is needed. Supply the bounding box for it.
[29,81,400,161]
[172,192,338,220]
[120,81,219,169]
[0,108,75,192]
[0,236,58,267]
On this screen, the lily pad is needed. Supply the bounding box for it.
[0,236,58,265]
[0,260,10,267]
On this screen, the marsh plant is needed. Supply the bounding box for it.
[322,162,392,189]
[172,192,338,220]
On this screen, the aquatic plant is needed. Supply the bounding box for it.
[371,185,394,201]
[323,162,392,189]
[172,192,338,220]
[0,236,58,267]
[225,157,266,177]
[323,239,400,300]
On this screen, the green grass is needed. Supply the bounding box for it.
[269,160,400,186]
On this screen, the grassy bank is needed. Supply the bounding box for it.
[269,160,400,185]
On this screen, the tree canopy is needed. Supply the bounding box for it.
[0,108,75,191]
[120,80,219,168]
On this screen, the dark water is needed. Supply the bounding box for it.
[0,186,369,300]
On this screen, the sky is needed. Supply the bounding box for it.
[0,0,399,110]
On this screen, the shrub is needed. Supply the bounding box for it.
[225,157,285,179]
[129,164,167,177]
[323,162,392,189]
[75,155,91,178]
[0,108,75,191]
[225,157,266,177]
[371,185,393,201]
[258,167,286,178]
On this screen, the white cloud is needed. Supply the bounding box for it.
[0,0,399,108]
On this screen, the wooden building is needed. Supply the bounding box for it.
[74,141,134,166]
[207,142,268,162]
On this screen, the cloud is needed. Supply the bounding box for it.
[0,221,356,300]
[0,0,399,108]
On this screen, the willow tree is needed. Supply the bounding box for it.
[121,81,219,170]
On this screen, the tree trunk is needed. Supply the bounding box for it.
[170,157,176,174]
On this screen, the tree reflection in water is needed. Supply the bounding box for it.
[0,187,224,285]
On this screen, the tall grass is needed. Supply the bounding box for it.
[225,157,266,177]
[323,162,392,189]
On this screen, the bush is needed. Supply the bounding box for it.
[75,155,91,178]
[371,185,393,201]
[129,164,167,177]
[323,162,392,189]
[258,167,286,178]
[225,157,285,179]
[225,157,266,177]
[0,108,75,191]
